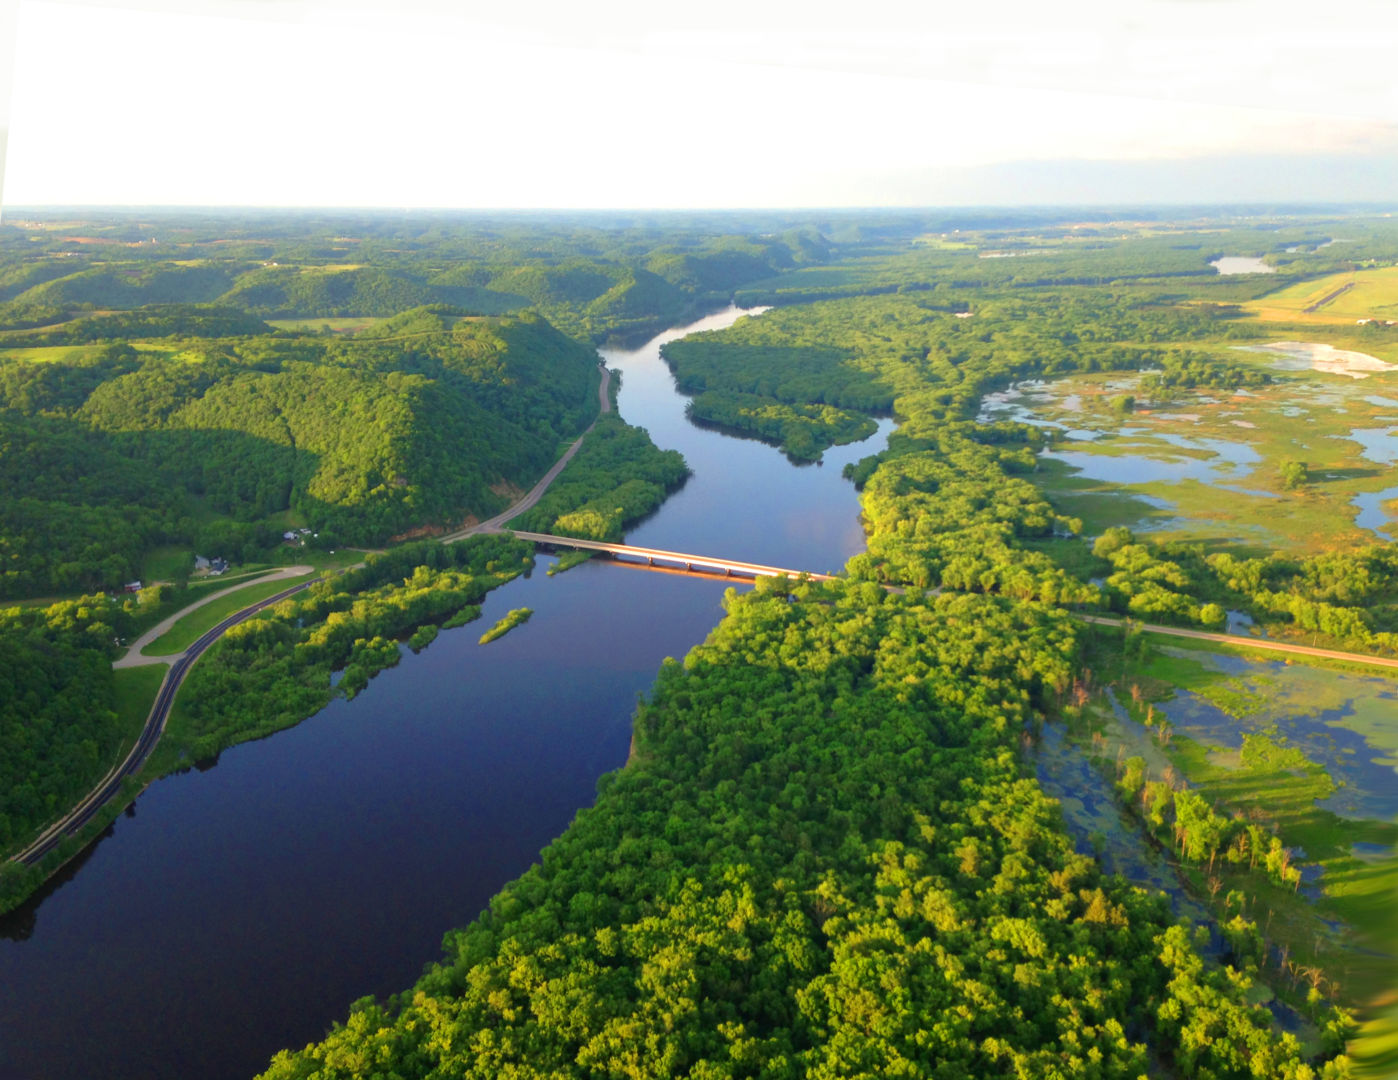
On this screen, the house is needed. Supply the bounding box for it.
[123,580,142,593]
[210,558,229,575]
[283,531,299,542]
[194,555,210,571]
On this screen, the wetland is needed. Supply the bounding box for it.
[977,359,1398,550]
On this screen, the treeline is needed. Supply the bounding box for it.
[509,414,688,542]
[728,230,1307,307]
[0,304,271,346]
[1089,527,1398,648]
[852,438,1097,603]
[1112,736,1311,892]
[0,595,126,856]
[685,389,876,463]
[0,224,831,344]
[1140,350,1273,394]
[261,581,1344,1079]
[663,288,1264,602]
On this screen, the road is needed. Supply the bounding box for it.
[440,365,611,542]
[1079,614,1398,670]
[1303,279,1355,314]
[17,352,1397,871]
[13,577,320,867]
[115,565,315,668]
[502,535,1398,672]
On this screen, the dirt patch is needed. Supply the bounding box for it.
[388,522,447,542]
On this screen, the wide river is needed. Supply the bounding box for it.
[0,307,892,1080]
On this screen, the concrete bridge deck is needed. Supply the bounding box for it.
[508,531,839,582]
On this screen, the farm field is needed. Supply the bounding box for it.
[264,316,384,334]
[1246,267,1398,327]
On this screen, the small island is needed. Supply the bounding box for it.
[478,608,533,645]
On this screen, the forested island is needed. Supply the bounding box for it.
[1,207,1395,1078]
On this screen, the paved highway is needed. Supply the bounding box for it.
[16,346,1397,867]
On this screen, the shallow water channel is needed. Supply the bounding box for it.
[0,307,891,1080]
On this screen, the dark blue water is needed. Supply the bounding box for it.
[605,306,893,575]
[0,307,889,1080]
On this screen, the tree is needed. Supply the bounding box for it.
[1279,460,1310,490]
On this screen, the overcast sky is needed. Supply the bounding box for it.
[2,0,1396,207]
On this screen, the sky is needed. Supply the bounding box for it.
[1,0,1397,207]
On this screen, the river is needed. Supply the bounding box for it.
[0,306,891,1080]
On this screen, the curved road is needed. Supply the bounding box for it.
[15,355,1397,872]
[15,577,320,867]
[116,565,315,668]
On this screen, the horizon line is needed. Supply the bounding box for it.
[5,201,1396,215]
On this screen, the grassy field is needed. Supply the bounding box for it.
[140,545,194,583]
[112,665,166,737]
[293,548,368,572]
[142,571,316,656]
[265,316,384,334]
[0,341,200,363]
[0,343,114,363]
[1247,267,1398,325]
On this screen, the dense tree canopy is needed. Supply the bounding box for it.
[262,582,1339,1079]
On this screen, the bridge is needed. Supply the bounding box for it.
[509,531,840,582]
[511,531,1398,673]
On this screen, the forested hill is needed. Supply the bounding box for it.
[0,217,832,344]
[0,311,599,597]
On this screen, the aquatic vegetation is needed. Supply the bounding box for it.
[477,607,532,645]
